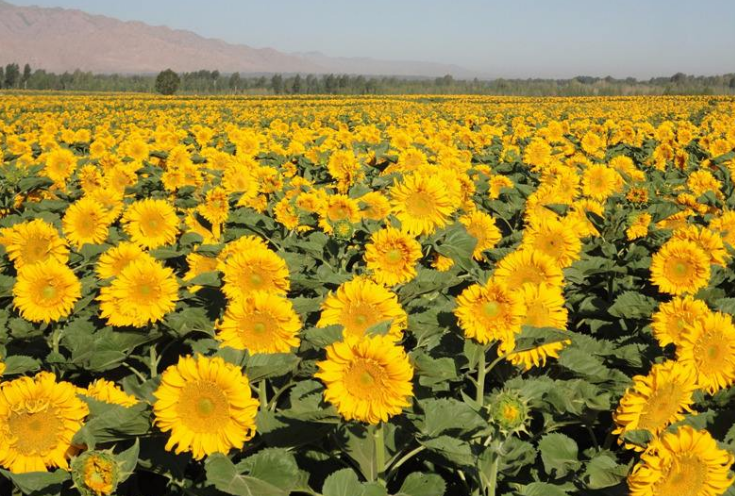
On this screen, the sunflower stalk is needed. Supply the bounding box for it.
[373,422,387,484]
[258,380,268,410]
[476,345,488,406]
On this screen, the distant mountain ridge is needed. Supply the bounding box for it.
[0,0,479,77]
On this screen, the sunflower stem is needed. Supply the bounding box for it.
[487,454,500,496]
[476,346,487,406]
[374,422,386,484]
[258,380,267,410]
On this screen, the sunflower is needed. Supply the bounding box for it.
[315,335,414,424]
[122,198,179,249]
[82,379,138,407]
[62,196,113,249]
[627,213,652,241]
[431,253,455,272]
[359,191,392,221]
[523,138,552,169]
[672,225,730,267]
[13,259,81,323]
[364,227,423,286]
[43,148,78,186]
[0,372,89,473]
[454,279,524,345]
[217,235,269,264]
[521,217,582,268]
[582,164,622,201]
[198,187,230,226]
[493,248,564,289]
[677,311,735,394]
[95,242,152,280]
[71,451,119,496]
[613,361,697,443]
[459,211,502,260]
[4,219,69,269]
[220,246,290,301]
[500,283,569,370]
[98,257,178,327]
[650,239,710,296]
[628,426,734,496]
[651,296,710,348]
[216,292,301,354]
[390,172,454,235]
[318,277,407,343]
[153,355,260,460]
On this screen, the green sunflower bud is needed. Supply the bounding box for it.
[71,451,120,496]
[488,390,530,435]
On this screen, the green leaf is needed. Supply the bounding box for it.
[245,353,300,381]
[515,482,571,496]
[622,429,653,448]
[420,435,474,466]
[187,271,221,287]
[583,452,629,489]
[235,448,300,493]
[73,399,150,447]
[2,355,41,375]
[434,223,477,271]
[205,453,290,496]
[417,398,485,438]
[335,424,376,481]
[538,433,581,478]
[397,472,446,496]
[608,292,657,319]
[117,439,140,483]
[322,468,364,496]
[0,469,70,495]
[165,307,214,337]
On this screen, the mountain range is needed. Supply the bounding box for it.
[0,0,479,77]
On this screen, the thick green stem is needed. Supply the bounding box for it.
[487,455,500,496]
[476,347,487,406]
[374,422,386,483]
[258,380,267,410]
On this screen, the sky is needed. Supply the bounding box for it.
[8,0,735,79]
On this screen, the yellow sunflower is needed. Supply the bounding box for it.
[628,426,734,496]
[122,198,180,249]
[62,196,113,249]
[672,225,730,267]
[500,283,569,370]
[95,242,152,280]
[318,277,407,343]
[459,211,502,260]
[0,372,89,473]
[82,379,138,407]
[220,246,290,301]
[454,279,524,345]
[216,292,301,354]
[651,296,710,348]
[390,172,454,235]
[613,360,697,444]
[677,311,735,394]
[582,164,622,201]
[13,259,81,323]
[493,248,564,289]
[153,355,260,460]
[315,335,414,424]
[98,257,178,327]
[521,217,582,268]
[4,219,69,269]
[627,213,652,241]
[217,235,269,264]
[650,239,710,296]
[364,227,422,286]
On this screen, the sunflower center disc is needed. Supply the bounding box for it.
[484,301,500,317]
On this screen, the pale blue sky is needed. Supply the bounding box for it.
[9,0,735,78]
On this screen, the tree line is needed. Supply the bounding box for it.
[2,62,735,96]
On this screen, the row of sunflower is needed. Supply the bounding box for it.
[0,93,734,496]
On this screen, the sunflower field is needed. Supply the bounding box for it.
[1,94,735,496]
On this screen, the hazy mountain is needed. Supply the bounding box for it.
[0,1,477,77]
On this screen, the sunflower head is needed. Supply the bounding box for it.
[488,390,530,435]
[71,451,120,496]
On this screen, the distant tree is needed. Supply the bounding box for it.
[4,63,20,88]
[21,63,31,88]
[324,74,336,94]
[671,72,687,84]
[292,74,302,94]
[0,66,4,89]
[155,69,181,95]
[229,72,242,93]
[730,77,735,89]
[271,74,284,94]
